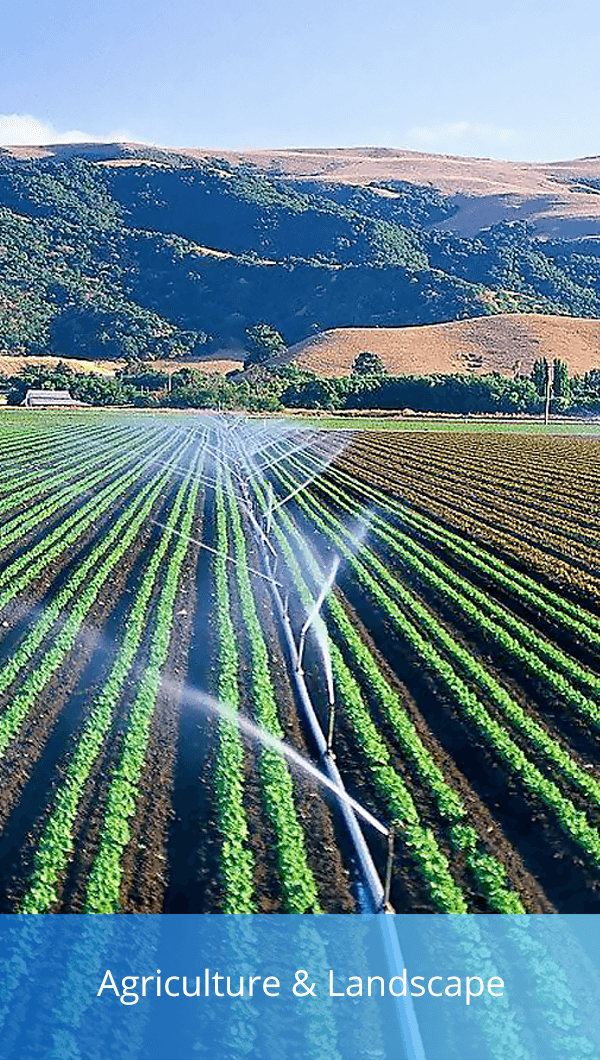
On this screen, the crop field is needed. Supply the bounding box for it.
[1,411,600,915]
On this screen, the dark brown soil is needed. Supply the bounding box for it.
[334,563,600,911]
[163,483,223,913]
[0,481,183,910]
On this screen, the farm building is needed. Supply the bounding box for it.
[21,389,82,408]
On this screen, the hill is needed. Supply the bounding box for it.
[271,314,600,378]
[6,143,600,238]
[0,354,121,377]
[0,354,242,379]
[1,142,600,364]
[178,147,600,240]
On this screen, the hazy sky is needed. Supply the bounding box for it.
[1,0,598,161]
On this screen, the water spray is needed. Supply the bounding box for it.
[265,481,274,537]
[245,435,324,482]
[273,471,326,513]
[152,416,422,1059]
[211,418,403,922]
[296,555,340,674]
[181,685,388,839]
[149,520,284,587]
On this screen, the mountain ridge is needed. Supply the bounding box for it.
[4,142,600,237]
[1,142,600,365]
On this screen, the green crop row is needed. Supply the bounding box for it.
[0,433,191,705]
[212,459,256,912]
[0,420,121,488]
[224,462,321,913]
[279,455,600,810]
[85,453,204,913]
[324,457,600,644]
[0,423,118,504]
[298,458,600,715]
[0,424,169,554]
[0,444,190,763]
[20,439,208,913]
[0,420,131,517]
[246,462,522,913]
[0,430,176,616]
[272,463,600,870]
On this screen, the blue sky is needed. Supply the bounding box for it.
[1,0,598,161]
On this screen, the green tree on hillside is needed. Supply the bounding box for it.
[243,323,286,368]
[352,351,387,376]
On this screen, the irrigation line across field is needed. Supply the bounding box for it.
[242,447,524,913]
[235,464,387,913]
[284,450,600,710]
[266,456,600,871]
[229,430,429,1060]
[236,436,469,909]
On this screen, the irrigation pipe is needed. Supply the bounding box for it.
[238,473,426,1060]
[239,478,385,912]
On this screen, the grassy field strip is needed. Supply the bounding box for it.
[270,464,600,869]
[84,450,204,913]
[245,463,524,912]
[224,462,321,913]
[0,432,189,703]
[212,460,256,912]
[300,416,600,435]
[321,459,600,642]
[0,427,172,553]
[293,456,600,714]
[0,432,177,615]
[0,441,192,761]
[20,438,208,913]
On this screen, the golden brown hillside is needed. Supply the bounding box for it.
[0,355,124,377]
[272,314,600,378]
[0,355,243,379]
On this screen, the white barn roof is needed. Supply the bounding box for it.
[22,389,81,407]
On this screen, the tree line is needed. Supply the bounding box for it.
[3,353,600,415]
